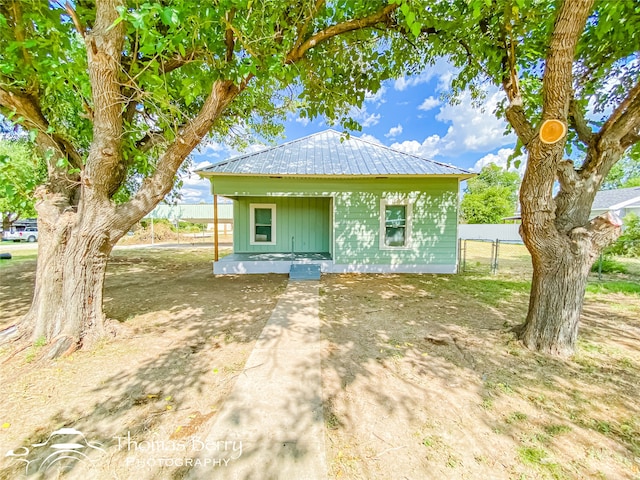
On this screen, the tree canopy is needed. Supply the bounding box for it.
[460,163,520,224]
[602,146,640,190]
[0,139,44,229]
[0,0,424,355]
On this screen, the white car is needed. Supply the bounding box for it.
[3,226,38,242]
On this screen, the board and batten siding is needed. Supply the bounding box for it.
[234,196,331,254]
[214,176,459,269]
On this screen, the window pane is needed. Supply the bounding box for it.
[255,225,271,242]
[385,227,405,246]
[255,208,272,225]
[385,205,406,227]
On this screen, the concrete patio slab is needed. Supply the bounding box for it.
[187,281,327,480]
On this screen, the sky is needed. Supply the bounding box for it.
[181,59,524,204]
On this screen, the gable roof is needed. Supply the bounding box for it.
[592,186,640,210]
[197,130,472,178]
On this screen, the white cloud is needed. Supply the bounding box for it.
[295,116,310,126]
[193,160,212,170]
[347,105,381,129]
[472,148,526,175]
[430,88,516,155]
[365,86,387,106]
[182,175,210,187]
[179,187,208,203]
[394,73,436,92]
[394,58,456,91]
[198,139,226,157]
[391,135,441,159]
[385,124,403,138]
[418,96,440,111]
[359,133,383,145]
[361,112,381,128]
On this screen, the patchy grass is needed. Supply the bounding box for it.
[321,270,640,479]
[1,245,639,479]
[586,280,640,295]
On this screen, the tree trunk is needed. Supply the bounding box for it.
[18,197,119,358]
[519,244,594,357]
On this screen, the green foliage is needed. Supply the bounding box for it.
[0,140,45,226]
[590,256,628,275]
[460,163,520,224]
[602,146,640,190]
[0,1,412,207]
[605,214,640,257]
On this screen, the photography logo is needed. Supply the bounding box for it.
[5,427,106,475]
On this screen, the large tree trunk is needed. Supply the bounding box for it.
[18,193,123,358]
[519,241,594,356]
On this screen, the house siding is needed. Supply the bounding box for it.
[234,196,331,254]
[215,176,459,269]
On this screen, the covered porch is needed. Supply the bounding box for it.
[214,251,332,275]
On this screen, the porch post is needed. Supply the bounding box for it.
[213,189,219,262]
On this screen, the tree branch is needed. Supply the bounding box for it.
[63,1,86,38]
[114,80,240,234]
[580,80,640,179]
[583,211,623,252]
[568,98,594,146]
[0,87,84,169]
[160,49,200,74]
[290,0,326,54]
[540,0,594,121]
[285,3,398,64]
[224,9,236,62]
[597,80,640,147]
[135,131,165,153]
[505,103,536,146]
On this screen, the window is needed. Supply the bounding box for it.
[250,204,276,245]
[380,200,411,249]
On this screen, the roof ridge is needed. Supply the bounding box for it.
[197,129,473,177]
[201,130,342,170]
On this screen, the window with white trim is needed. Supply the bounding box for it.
[380,199,411,249]
[250,203,276,245]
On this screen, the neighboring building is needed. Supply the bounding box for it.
[145,203,234,233]
[197,130,473,275]
[591,186,640,220]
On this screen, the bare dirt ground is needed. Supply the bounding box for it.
[0,246,639,479]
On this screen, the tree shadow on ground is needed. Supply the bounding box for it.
[0,248,291,479]
[319,272,640,479]
[1,252,639,479]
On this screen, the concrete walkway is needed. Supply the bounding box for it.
[188,281,327,480]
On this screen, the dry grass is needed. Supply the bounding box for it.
[0,246,639,479]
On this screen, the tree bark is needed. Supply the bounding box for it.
[16,191,121,358]
[519,238,594,356]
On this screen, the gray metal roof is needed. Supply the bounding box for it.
[592,186,640,210]
[197,130,472,177]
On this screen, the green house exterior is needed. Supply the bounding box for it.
[198,130,473,275]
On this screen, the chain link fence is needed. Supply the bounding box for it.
[458,239,533,275]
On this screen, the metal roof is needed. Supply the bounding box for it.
[197,130,472,178]
[145,203,233,222]
[592,187,640,210]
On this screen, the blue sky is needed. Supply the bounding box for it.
[181,59,523,203]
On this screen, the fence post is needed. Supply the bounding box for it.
[491,239,500,274]
[598,252,603,280]
[462,239,467,273]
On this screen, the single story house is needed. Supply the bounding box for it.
[591,186,640,220]
[197,130,473,275]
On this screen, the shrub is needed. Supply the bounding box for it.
[591,256,628,274]
[606,213,640,257]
